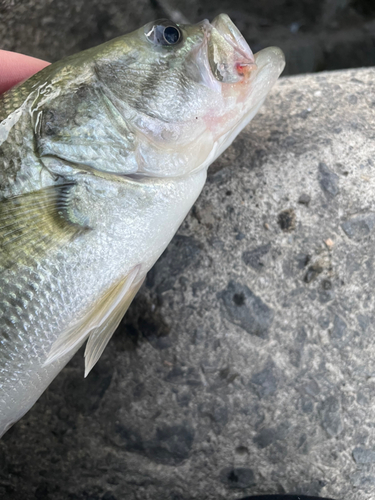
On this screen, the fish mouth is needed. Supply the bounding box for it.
[207,14,256,83]
[191,44,285,174]
[211,45,285,162]
[211,14,255,66]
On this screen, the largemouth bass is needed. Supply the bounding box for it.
[0,15,285,436]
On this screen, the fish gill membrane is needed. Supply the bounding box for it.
[0,14,285,436]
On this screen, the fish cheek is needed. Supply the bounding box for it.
[96,52,201,125]
[93,53,163,115]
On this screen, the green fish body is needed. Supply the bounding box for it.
[0,15,285,435]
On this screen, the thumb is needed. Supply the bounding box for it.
[0,50,49,95]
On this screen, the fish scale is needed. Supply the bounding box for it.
[0,15,284,435]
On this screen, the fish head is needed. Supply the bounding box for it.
[32,16,284,180]
[94,15,285,178]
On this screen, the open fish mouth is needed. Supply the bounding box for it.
[211,14,255,68]
[207,14,256,83]
[207,44,285,165]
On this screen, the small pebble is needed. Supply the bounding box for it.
[278,209,296,232]
[304,263,324,283]
[324,238,334,250]
[298,193,311,206]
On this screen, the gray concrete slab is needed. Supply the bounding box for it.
[1,66,375,500]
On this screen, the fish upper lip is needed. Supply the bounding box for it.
[210,14,255,65]
[190,16,258,89]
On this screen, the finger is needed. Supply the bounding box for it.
[0,50,49,94]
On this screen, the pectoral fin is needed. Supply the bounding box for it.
[0,183,88,268]
[44,266,144,376]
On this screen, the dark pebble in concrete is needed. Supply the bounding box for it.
[219,281,274,338]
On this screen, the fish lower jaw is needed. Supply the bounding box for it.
[222,98,265,155]
[207,46,286,166]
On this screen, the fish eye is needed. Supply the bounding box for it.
[163,26,180,44]
[145,20,182,46]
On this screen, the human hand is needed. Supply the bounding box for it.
[0,50,49,95]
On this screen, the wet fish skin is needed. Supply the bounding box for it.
[0,15,285,436]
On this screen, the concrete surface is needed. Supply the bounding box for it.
[1,66,375,500]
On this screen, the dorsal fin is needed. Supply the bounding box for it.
[0,183,89,269]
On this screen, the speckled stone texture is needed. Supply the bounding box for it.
[2,67,375,500]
